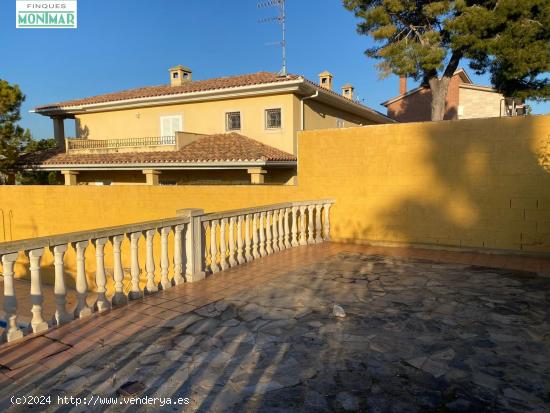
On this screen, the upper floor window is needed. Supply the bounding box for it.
[226,111,241,131]
[265,108,282,129]
[160,115,183,139]
[336,118,345,128]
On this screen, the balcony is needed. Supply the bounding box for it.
[65,132,205,155]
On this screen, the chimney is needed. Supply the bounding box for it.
[399,76,407,95]
[341,83,354,100]
[169,65,192,87]
[318,70,333,90]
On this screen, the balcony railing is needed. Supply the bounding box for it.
[66,136,177,151]
[0,200,334,343]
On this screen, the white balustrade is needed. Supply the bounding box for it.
[0,199,333,343]
[93,237,111,312]
[2,253,23,342]
[145,229,158,293]
[51,245,72,325]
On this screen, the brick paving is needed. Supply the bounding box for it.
[0,243,549,412]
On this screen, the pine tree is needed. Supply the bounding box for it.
[0,79,32,182]
[343,0,550,120]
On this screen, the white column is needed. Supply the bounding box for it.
[237,215,245,265]
[259,212,266,257]
[266,211,274,254]
[72,241,93,318]
[291,206,299,247]
[145,229,158,293]
[244,214,253,262]
[210,220,220,273]
[228,217,238,267]
[51,245,72,325]
[26,248,49,333]
[299,206,307,246]
[179,208,206,282]
[284,208,291,249]
[111,234,127,305]
[2,253,23,342]
[93,237,111,312]
[323,203,332,241]
[128,231,143,299]
[173,224,185,285]
[278,208,286,250]
[272,210,279,253]
[307,205,315,244]
[252,213,260,259]
[315,204,323,243]
[219,218,228,270]
[160,226,171,289]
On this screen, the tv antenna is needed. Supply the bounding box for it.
[258,0,287,76]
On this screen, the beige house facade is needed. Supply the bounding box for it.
[27,67,392,185]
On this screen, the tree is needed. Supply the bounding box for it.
[17,138,61,185]
[0,79,31,182]
[343,0,550,120]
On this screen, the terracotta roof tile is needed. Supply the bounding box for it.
[35,72,302,110]
[20,133,296,167]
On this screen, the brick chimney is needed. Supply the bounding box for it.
[318,70,333,90]
[399,76,407,95]
[341,83,354,100]
[169,65,192,87]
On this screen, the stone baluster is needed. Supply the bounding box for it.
[173,224,185,285]
[252,213,260,259]
[93,237,111,312]
[145,229,158,293]
[181,209,206,282]
[299,206,308,246]
[228,217,238,267]
[315,204,323,243]
[291,206,299,247]
[284,207,291,249]
[259,212,267,257]
[266,211,274,254]
[28,248,49,333]
[210,220,220,273]
[219,218,228,270]
[323,203,332,241]
[272,210,279,253]
[50,245,72,325]
[237,215,245,265]
[2,253,23,342]
[307,204,316,244]
[112,233,129,306]
[278,208,286,250]
[73,241,93,318]
[128,232,143,299]
[160,226,171,289]
[244,214,253,262]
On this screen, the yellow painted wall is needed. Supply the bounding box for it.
[2,115,549,289]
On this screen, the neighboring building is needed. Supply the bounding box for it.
[381,68,527,123]
[25,66,392,185]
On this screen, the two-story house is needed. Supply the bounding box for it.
[25,66,392,185]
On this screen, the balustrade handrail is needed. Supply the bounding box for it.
[0,199,334,343]
[197,199,335,222]
[0,216,191,255]
[66,136,176,150]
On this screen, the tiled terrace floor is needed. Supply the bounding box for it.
[0,243,549,412]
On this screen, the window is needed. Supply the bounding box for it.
[160,115,183,144]
[336,118,345,128]
[225,112,241,131]
[173,72,179,79]
[265,108,282,129]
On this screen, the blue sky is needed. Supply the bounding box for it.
[1,0,548,139]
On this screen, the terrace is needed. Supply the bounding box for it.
[0,200,549,412]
